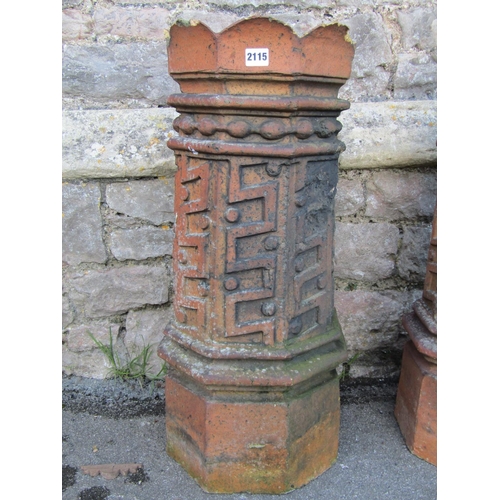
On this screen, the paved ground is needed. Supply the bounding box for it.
[62,377,437,500]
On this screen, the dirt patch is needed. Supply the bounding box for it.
[63,374,399,419]
[62,465,77,492]
[125,467,150,485]
[62,375,165,418]
[340,377,398,404]
[78,486,110,500]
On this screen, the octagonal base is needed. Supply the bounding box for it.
[165,370,341,493]
[395,340,437,465]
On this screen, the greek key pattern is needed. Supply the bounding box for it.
[222,159,282,346]
[173,154,210,335]
[171,154,338,349]
[287,159,336,340]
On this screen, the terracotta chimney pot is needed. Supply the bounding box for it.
[158,17,355,493]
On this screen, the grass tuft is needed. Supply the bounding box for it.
[89,329,167,383]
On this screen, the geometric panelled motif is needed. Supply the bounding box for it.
[172,153,339,348]
[287,159,337,342]
[223,158,280,346]
[172,154,210,336]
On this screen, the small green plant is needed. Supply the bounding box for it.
[338,352,361,381]
[89,330,167,382]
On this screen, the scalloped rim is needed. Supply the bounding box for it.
[171,15,354,42]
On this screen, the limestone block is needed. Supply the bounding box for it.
[336,0,385,5]
[125,308,170,351]
[125,307,173,374]
[335,290,408,351]
[335,178,365,216]
[262,12,326,37]
[62,182,107,266]
[62,102,437,178]
[106,179,174,225]
[171,10,342,39]
[343,12,392,79]
[62,295,75,329]
[62,347,111,379]
[337,12,394,99]
[338,101,437,169]
[170,10,242,35]
[94,7,169,40]
[65,322,120,353]
[339,67,391,102]
[365,170,436,220]
[382,0,435,4]
[62,42,179,105]
[397,8,437,51]
[394,53,437,100]
[109,226,174,261]
[62,9,93,41]
[175,0,433,9]
[397,225,432,280]
[62,0,84,8]
[62,109,177,179]
[189,0,340,7]
[334,223,399,281]
[338,0,434,5]
[69,266,169,317]
[113,0,183,3]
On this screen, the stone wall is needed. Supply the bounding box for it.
[62,0,437,379]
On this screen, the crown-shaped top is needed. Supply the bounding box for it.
[168,17,354,80]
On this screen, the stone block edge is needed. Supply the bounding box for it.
[62,100,436,179]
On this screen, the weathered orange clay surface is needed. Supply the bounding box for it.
[395,209,437,466]
[394,341,437,466]
[168,17,354,82]
[159,17,354,493]
[165,373,341,493]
